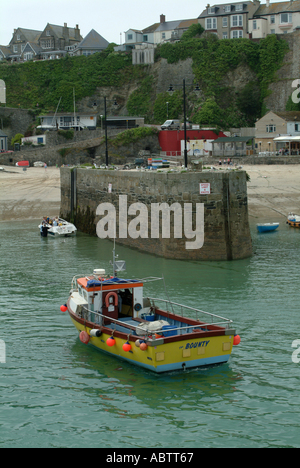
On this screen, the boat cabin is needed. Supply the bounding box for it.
[70,269,152,327]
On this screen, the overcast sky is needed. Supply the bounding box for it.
[1,0,232,46]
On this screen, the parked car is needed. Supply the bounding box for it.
[33,161,46,167]
[161,120,180,131]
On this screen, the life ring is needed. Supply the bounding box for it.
[134,303,142,312]
[105,291,118,308]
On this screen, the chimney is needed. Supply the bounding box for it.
[64,23,67,27]
[160,14,166,24]
[266,0,270,6]
[75,24,80,41]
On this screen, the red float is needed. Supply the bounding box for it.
[233,335,241,346]
[79,331,90,345]
[122,342,132,352]
[106,337,116,347]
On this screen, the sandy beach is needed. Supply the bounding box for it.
[0,164,300,223]
[0,166,61,221]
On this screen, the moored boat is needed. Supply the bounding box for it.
[287,213,300,228]
[39,217,77,237]
[63,261,240,373]
[257,223,279,233]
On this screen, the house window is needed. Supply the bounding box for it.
[127,34,133,40]
[295,124,299,132]
[13,45,18,53]
[143,35,148,42]
[270,15,275,24]
[231,30,243,38]
[223,32,228,39]
[231,15,243,27]
[208,7,215,14]
[235,4,243,11]
[17,34,21,41]
[46,30,51,36]
[224,5,231,12]
[253,20,257,30]
[162,33,166,39]
[271,29,275,34]
[223,17,228,27]
[266,124,276,133]
[41,40,53,49]
[206,18,217,29]
[280,13,292,24]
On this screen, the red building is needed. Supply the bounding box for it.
[159,129,227,156]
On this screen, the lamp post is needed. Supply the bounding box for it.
[104,97,108,166]
[167,80,200,169]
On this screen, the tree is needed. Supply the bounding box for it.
[11,133,24,146]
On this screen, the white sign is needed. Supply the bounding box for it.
[108,183,112,193]
[200,183,211,195]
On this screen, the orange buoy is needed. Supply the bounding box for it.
[140,342,148,351]
[79,331,90,345]
[233,335,241,346]
[106,337,116,347]
[60,304,68,312]
[122,342,132,352]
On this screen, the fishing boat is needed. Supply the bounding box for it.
[62,253,240,373]
[39,217,77,237]
[257,223,279,233]
[287,213,300,228]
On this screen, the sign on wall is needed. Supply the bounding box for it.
[200,183,211,195]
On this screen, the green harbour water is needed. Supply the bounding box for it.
[0,219,300,448]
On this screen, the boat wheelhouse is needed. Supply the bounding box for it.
[65,269,239,373]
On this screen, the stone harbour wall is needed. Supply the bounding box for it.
[60,168,252,261]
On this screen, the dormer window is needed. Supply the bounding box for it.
[224,5,231,12]
[235,4,243,11]
[208,7,216,14]
[46,30,51,36]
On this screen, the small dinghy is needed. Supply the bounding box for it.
[39,217,77,237]
[257,223,279,233]
[287,213,300,228]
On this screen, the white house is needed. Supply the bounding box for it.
[38,112,98,131]
[249,0,300,38]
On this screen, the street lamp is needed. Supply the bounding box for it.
[103,97,118,167]
[167,79,200,168]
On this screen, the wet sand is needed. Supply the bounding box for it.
[0,164,299,222]
[0,166,61,221]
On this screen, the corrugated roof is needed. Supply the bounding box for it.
[213,136,253,142]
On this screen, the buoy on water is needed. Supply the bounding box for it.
[60,304,68,312]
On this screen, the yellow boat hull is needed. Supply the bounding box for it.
[70,315,234,373]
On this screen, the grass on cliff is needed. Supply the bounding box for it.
[0,30,289,130]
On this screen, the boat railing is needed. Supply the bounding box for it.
[147,297,233,329]
[78,305,232,338]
